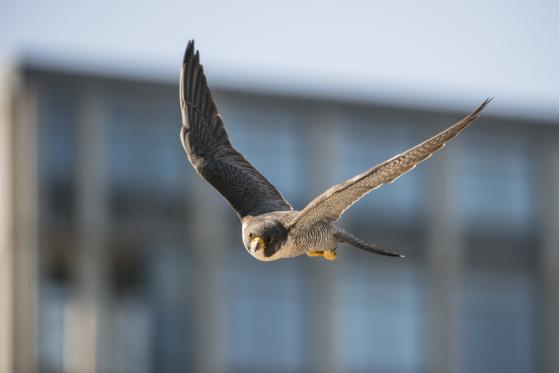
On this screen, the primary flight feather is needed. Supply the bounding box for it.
[179,40,491,261]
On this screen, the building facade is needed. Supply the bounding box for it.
[0,66,558,373]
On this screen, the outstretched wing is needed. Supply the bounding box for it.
[288,98,492,229]
[180,40,292,218]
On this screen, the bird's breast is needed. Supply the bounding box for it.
[283,222,336,255]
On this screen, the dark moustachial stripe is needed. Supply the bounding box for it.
[263,244,277,258]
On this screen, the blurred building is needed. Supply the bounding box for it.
[0,62,557,373]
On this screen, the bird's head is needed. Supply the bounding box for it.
[242,218,288,261]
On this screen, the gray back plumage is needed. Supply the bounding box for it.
[179,41,292,218]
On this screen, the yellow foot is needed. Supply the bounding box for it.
[323,249,337,261]
[307,250,324,257]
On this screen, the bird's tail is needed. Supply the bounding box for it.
[334,229,404,258]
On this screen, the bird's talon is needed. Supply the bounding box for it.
[307,250,324,257]
[323,250,337,261]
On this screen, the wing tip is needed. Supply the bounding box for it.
[472,97,493,116]
[183,39,196,66]
[181,40,203,82]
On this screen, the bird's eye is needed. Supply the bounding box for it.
[249,233,254,239]
[266,236,273,244]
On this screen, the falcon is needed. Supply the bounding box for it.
[179,40,491,262]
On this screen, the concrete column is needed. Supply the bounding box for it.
[305,105,341,373]
[425,119,463,373]
[540,132,559,373]
[190,176,227,373]
[65,85,109,373]
[11,73,40,373]
[0,67,16,373]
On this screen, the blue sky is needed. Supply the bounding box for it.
[1,0,558,119]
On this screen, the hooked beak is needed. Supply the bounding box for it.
[250,237,266,253]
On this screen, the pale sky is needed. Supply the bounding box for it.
[1,0,558,120]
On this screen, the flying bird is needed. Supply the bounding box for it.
[179,40,491,262]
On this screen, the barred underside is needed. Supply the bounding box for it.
[288,98,492,230]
